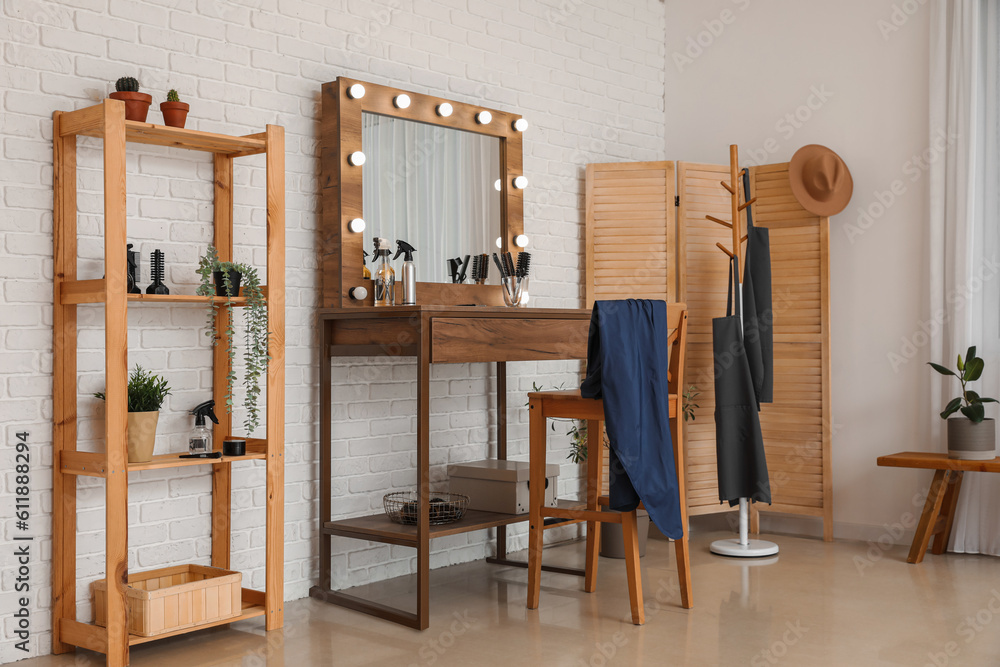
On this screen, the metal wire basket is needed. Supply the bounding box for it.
[383,491,470,526]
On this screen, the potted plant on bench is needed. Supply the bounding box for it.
[929,346,998,460]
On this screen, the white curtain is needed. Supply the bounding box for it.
[362,115,501,283]
[928,0,1000,555]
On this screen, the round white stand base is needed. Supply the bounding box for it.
[710,538,780,558]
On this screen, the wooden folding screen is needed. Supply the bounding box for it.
[585,162,677,493]
[584,162,676,307]
[587,160,832,540]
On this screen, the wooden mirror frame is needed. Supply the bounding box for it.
[320,77,526,308]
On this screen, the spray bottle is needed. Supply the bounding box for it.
[188,400,219,455]
[394,240,417,306]
[373,237,395,306]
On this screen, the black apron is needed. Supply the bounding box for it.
[741,170,774,407]
[714,257,771,505]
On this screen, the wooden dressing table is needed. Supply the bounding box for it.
[310,305,591,628]
[313,77,593,628]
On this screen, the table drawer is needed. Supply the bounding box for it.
[431,317,589,363]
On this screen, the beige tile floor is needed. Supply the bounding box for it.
[21,531,1000,666]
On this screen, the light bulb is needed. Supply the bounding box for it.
[515,234,529,248]
[347,84,365,99]
[437,103,453,117]
[513,175,528,189]
[476,111,492,125]
[348,218,365,233]
[348,151,366,166]
[495,237,502,249]
[513,118,528,132]
[494,179,502,192]
[349,286,368,300]
[393,94,411,109]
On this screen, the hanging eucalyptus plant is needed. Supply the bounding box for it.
[196,245,269,433]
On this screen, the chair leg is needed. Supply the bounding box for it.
[584,419,603,593]
[620,510,644,625]
[675,534,693,609]
[527,397,546,610]
[585,521,601,593]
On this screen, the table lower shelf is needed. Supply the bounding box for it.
[323,509,528,547]
[323,501,591,548]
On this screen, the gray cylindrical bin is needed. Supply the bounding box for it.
[599,508,650,559]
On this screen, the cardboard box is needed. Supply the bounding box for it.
[448,460,560,515]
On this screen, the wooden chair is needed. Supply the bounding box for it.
[526,303,692,625]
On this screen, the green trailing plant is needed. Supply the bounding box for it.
[115,76,139,93]
[94,365,171,413]
[196,245,270,433]
[683,385,700,422]
[929,346,997,423]
[166,89,180,102]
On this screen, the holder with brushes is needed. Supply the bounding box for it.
[146,249,169,294]
[493,250,531,306]
[471,253,490,285]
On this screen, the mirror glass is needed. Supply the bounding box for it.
[362,112,502,283]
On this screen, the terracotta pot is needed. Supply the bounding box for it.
[108,91,153,122]
[159,101,190,129]
[947,417,996,460]
[126,411,159,463]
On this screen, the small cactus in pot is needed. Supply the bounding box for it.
[108,76,152,122]
[160,88,190,129]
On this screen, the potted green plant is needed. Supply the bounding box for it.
[196,246,269,433]
[929,346,997,460]
[94,365,171,463]
[160,89,189,129]
[108,76,152,122]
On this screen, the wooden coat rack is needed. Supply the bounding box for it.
[704,144,779,559]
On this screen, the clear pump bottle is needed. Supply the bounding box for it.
[189,400,219,454]
[373,237,395,306]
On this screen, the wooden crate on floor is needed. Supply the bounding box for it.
[93,565,241,637]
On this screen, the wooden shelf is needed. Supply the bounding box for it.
[59,279,265,305]
[323,509,527,547]
[57,103,266,156]
[60,592,265,651]
[130,600,265,646]
[60,451,267,478]
[53,103,285,666]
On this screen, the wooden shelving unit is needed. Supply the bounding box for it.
[52,99,285,667]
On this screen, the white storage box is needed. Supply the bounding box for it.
[448,460,560,515]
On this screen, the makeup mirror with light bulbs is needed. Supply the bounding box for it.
[321,77,528,308]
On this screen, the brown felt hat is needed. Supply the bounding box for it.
[788,144,853,216]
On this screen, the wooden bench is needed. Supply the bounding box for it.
[876,452,1000,563]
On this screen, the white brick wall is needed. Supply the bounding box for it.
[0,0,665,659]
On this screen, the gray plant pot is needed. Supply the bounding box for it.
[947,417,996,460]
[599,508,650,559]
